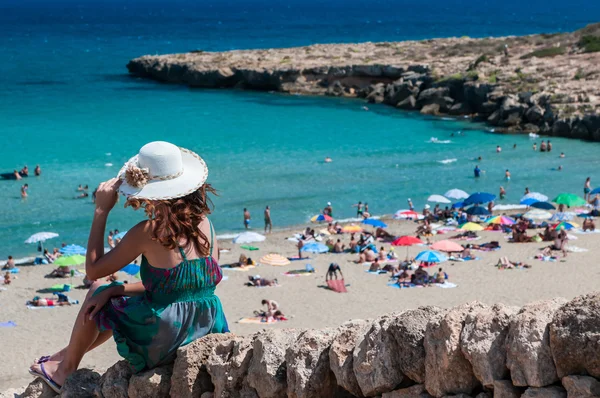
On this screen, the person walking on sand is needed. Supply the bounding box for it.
[584,177,592,201]
[28,141,228,393]
[34,165,41,176]
[264,206,272,234]
[243,208,251,230]
[21,184,29,199]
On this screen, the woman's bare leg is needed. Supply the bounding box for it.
[35,330,112,365]
[30,281,111,385]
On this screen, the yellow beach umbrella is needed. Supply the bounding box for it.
[259,253,291,267]
[459,222,484,231]
[342,225,363,233]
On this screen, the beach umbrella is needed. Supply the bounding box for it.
[311,214,333,223]
[591,187,600,195]
[391,236,423,246]
[430,240,464,252]
[259,253,291,266]
[59,244,86,256]
[444,189,469,200]
[552,222,578,231]
[415,250,448,263]
[53,254,86,267]
[459,222,484,231]
[520,198,539,206]
[428,194,451,204]
[524,209,553,220]
[232,232,266,244]
[550,212,575,222]
[362,219,387,228]
[464,192,496,206]
[394,210,421,220]
[553,193,587,207]
[486,215,516,225]
[452,201,465,209]
[121,263,141,277]
[521,192,548,203]
[530,201,556,210]
[342,225,363,233]
[300,242,329,254]
[465,206,491,216]
[25,231,59,253]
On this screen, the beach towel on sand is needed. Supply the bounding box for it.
[240,245,259,251]
[283,270,315,277]
[3,268,19,274]
[365,270,388,275]
[327,279,347,293]
[237,317,286,324]
[0,321,16,327]
[221,265,255,272]
[287,256,310,261]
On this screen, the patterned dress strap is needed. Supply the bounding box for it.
[208,219,214,257]
[178,246,187,261]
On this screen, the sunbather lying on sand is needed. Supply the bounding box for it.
[27,296,72,307]
[375,227,395,241]
[449,231,478,240]
[247,275,278,287]
[467,241,500,251]
[496,257,531,270]
[368,259,381,272]
[47,267,71,278]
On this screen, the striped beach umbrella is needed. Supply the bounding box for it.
[259,254,291,266]
[415,250,448,263]
[486,216,516,225]
[311,214,333,223]
[459,222,484,231]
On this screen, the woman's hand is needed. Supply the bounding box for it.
[95,178,122,213]
[83,287,114,324]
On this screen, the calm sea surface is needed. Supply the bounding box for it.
[1,0,599,257]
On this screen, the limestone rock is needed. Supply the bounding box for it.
[424,302,485,397]
[247,329,301,398]
[571,121,590,139]
[366,83,385,103]
[329,319,371,397]
[128,365,173,398]
[550,292,600,379]
[506,298,567,387]
[461,304,518,388]
[417,87,450,107]
[327,80,346,97]
[488,110,502,124]
[381,384,433,398]
[59,369,101,398]
[463,82,493,113]
[562,375,600,397]
[552,120,571,136]
[521,386,566,398]
[170,333,234,398]
[20,378,57,398]
[421,104,440,115]
[397,95,417,110]
[353,314,405,396]
[207,335,256,398]
[493,380,523,398]
[385,82,418,106]
[286,329,337,398]
[449,102,473,115]
[524,105,544,123]
[98,361,133,398]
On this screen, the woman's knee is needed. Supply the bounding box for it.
[86,280,105,297]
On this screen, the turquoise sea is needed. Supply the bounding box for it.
[1,0,600,258]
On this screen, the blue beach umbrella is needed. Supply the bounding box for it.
[530,201,556,210]
[464,192,496,206]
[452,201,466,209]
[520,198,539,206]
[362,219,387,228]
[415,250,448,263]
[59,244,86,256]
[300,242,329,254]
[120,263,141,276]
[591,187,600,195]
[465,206,491,216]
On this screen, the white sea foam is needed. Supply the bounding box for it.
[427,137,452,144]
[438,158,457,164]
[105,152,111,156]
[105,163,113,167]
[529,133,539,139]
[493,204,527,211]
[216,233,238,240]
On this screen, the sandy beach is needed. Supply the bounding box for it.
[1,216,599,390]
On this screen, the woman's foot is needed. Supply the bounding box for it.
[30,359,71,388]
[32,350,65,367]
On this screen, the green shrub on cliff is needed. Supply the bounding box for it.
[520,46,565,59]
[578,35,600,53]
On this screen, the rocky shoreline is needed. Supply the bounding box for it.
[126,23,600,141]
[9,292,600,397]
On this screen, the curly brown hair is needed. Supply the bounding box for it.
[125,184,217,256]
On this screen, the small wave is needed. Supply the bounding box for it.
[529,133,539,139]
[427,137,452,144]
[0,256,36,266]
[493,204,527,211]
[216,233,238,240]
[105,163,113,167]
[105,152,112,156]
[437,158,457,164]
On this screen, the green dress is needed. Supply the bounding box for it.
[94,223,229,372]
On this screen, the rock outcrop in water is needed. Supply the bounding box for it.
[126,23,600,141]
[8,292,600,398]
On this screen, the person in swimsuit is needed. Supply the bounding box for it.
[499,186,506,200]
[540,141,547,152]
[2,256,15,270]
[13,170,22,180]
[353,201,364,217]
[474,166,481,178]
[21,165,29,176]
[532,143,537,151]
[34,165,41,176]
[505,169,511,181]
[524,187,530,195]
[584,177,592,201]
[243,208,251,229]
[21,184,28,199]
[28,296,71,307]
[107,231,115,249]
[324,202,333,217]
[496,146,501,153]
[547,140,552,152]
[407,198,414,211]
[28,142,228,393]
[560,152,565,158]
[264,206,272,234]
[326,263,343,281]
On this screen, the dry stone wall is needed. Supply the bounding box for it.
[12,292,600,398]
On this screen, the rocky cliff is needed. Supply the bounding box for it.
[9,291,600,397]
[126,23,600,141]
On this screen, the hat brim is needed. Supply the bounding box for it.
[118,147,208,200]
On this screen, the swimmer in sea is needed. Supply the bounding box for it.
[524,187,530,195]
[243,208,251,230]
[499,186,506,200]
[560,152,565,158]
[505,169,511,181]
[34,165,41,176]
[496,145,502,153]
[324,157,332,163]
[407,198,414,211]
[533,143,537,151]
[361,106,369,111]
[75,192,89,199]
[513,144,517,149]
[557,165,563,171]
[478,156,482,161]
[21,183,28,199]
[13,170,21,180]
[474,165,481,178]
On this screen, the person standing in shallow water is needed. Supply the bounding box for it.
[243,208,251,229]
[584,177,592,201]
[264,206,272,234]
[28,141,228,393]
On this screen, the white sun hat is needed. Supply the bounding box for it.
[118,141,208,200]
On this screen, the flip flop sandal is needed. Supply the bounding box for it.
[28,362,62,393]
[34,355,50,364]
